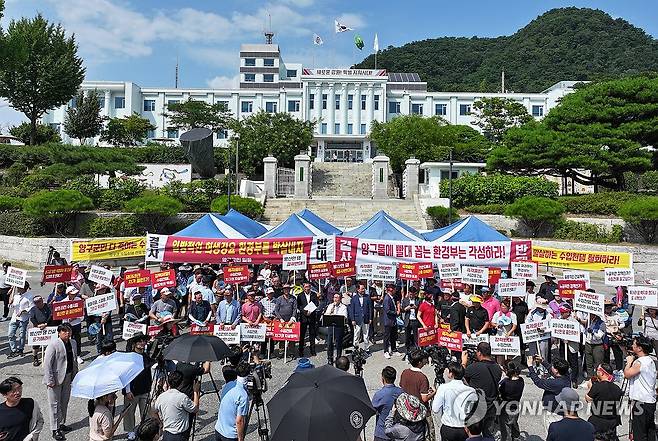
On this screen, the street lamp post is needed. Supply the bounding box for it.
[448,146,454,222]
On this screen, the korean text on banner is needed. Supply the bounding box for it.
[122,322,147,340]
[282,253,307,271]
[5,267,27,288]
[52,300,84,321]
[240,324,267,342]
[491,336,521,356]
[151,269,176,290]
[563,270,591,288]
[550,319,581,343]
[71,237,146,261]
[438,262,461,280]
[511,261,537,280]
[332,261,356,278]
[437,329,463,351]
[558,280,586,299]
[488,268,502,285]
[88,265,114,286]
[42,265,72,284]
[497,279,526,296]
[123,269,151,288]
[214,326,240,344]
[461,266,489,286]
[224,266,250,284]
[417,327,439,347]
[398,263,418,281]
[628,286,658,307]
[85,293,117,316]
[520,319,551,343]
[270,321,301,342]
[309,262,333,280]
[28,327,58,346]
[441,279,464,291]
[462,334,490,347]
[190,324,215,336]
[417,262,434,279]
[604,268,635,286]
[372,264,397,282]
[532,246,632,271]
[574,290,605,317]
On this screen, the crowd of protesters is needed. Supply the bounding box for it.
[0,257,656,441]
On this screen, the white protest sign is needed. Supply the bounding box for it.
[520,319,551,343]
[511,261,537,280]
[461,266,488,286]
[373,264,397,282]
[214,326,241,345]
[573,290,605,317]
[550,318,581,343]
[357,263,373,279]
[498,279,526,296]
[5,267,27,288]
[122,321,147,340]
[490,336,521,356]
[526,292,536,310]
[439,262,461,280]
[605,268,634,286]
[282,253,307,271]
[240,324,267,342]
[462,333,489,347]
[85,292,117,316]
[563,270,591,288]
[628,286,658,307]
[27,327,58,346]
[88,265,114,286]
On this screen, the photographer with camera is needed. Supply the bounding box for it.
[603,299,626,374]
[215,362,250,441]
[526,354,571,434]
[432,362,478,441]
[123,333,153,441]
[584,363,623,440]
[154,371,200,441]
[461,342,501,438]
[623,335,657,441]
[400,348,436,441]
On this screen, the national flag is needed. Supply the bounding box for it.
[354,34,364,50]
[373,33,379,51]
[313,33,323,46]
[335,19,352,33]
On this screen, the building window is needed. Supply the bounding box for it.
[147,129,155,139]
[435,103,447,116]
[335,95,340,110]
[244,73,256,82]
[143,99,156,112]
[388,101,400,114]
[459,104,471,116]
[322,94,327,110]
[263,74,274,83]
[309,94,315,110]
[348,94,353,110]
[166,128,179,139]
[321,123,327,134]
[347,124,353,135]
[288,100,300,112]
[440,170,459,181]
[241,101,253,113]
[334,123,340,134]
[360,94,367,110]
[360,123,367,135]
[411,103,423,115]
[263,58,275,67]
[167,99,180,108]
[114,97,125,109]
[217,101,229,111]
[97,97,105,109]
[286,69,297,78]
[265,102,277,113]
[216,129,229,139]
[532,105,544,117]
[245,58,256,66]
[374,95,380,111]
[70,97,77,108]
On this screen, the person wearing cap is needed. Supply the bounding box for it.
[527,297,551,361]
[149,288,178,324]
[538,273,558,302]
[465,295,489,339]
[242,291,263,325]
[547,387,595,441]
[188,288,213,327]
[216,288,241,330]
[623,335,657,441]
[56,286,85,364]
[7,281,33,360]
[584,362,623,438]
[384,392,428,441]
[491,299,517,365]
[123,332,153,441]
[29,295,52,366]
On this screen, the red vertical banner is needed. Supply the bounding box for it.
[398,263,419,281]
[558,280,587,299]
[416,262,434,279]
[510,240,533,261]
[438,329,463,352]
[488,267,502,285]
[418,327,439,347]
[332,261,356,278]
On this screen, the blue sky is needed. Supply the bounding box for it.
[1,0,657,127]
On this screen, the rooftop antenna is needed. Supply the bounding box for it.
[264,12,274,44]
[175,56,179,89]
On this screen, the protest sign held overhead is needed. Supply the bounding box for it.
[461,266,489,286]
[85,293,117,316]
[88,265,114,286]
[151,269,176,290]
[332,261,356,278]
[417,262,434,279]
[224,266,250,284]
[124,269,151,288]
[282,253,307,270]
[5,267,27,288]
[604,268,634,286]
[498,279,526,296]
[398,263,418,281]
[558,280,587,299]
[438,262,461,280]
[42,265,72,284]
[510,261,537,280]
[52,299,84,321]
[550,318,581,343]
[628,286,658,307]
[574,290,605,317]
[309,262,333,280]
[563,270,591,288]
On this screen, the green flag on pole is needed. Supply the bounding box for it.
[354,34,364,50]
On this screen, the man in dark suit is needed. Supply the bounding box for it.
[401,287,420,357]
[449,291,467,333]
[348,283,373,352]
[297,282,319,357]
[382,284,399,359]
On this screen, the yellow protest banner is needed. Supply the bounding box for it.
[70,237,146,261]
[532,245,632,271]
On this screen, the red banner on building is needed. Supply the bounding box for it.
[190,324,215,335]
[124,269,152,288]
[52,300,85,321]
[42,265,72,284]
[332,261,356,278]
[308,262,333,280]
[558,280,587,299]
[438,329,463,352]
[418,327,439,347]
[398,263,418,281]
[224,266,250,284]
[151,269,176,290]
[270,321,301,342]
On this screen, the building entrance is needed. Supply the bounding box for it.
[323,141,364,162]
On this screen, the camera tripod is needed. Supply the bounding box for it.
[247,391,270,441]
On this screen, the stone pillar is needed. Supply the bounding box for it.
[327,84,335,134]
[104,90,111,118]
[263,156,278,199]
[404,158,420,199]
[372,155,390,200]
[294,153,311,199]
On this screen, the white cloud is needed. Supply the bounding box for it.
[335,13,366,30]
[187,47,238,69]
[207,75,240,90]
[281,0,315,7]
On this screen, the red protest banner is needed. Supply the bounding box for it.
[438,329,463,352]
[124,269,152,288]
[417,262,434,279]
[42,265,72,284]
[418,327,439,347]
[308,262,333,280]
[52,300,85,321]
[488,267,502,285]
[270,321,301,342]
[151,269,176,290]
[190,324,215,335]
[440,279,464,291]
[147,325,161,337]
[224,266,250,284]
[558,280,587,299]
[398,263,419,281]
[332,261,356,278]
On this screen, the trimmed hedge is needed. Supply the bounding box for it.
[440,174,558,208]
[426,206,459,227]
[0,196,23,211]
[618,196,658,243]
[505,196,565,238]
[211,196,264,220]
[85,215,143,237]
[553,220,623,244]
[558,192,639,216]
[464,204,507,215]
[0,212,47,236]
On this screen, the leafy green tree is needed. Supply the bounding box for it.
[211,195,264,220]
[489,76,656,190]
[164,99,233,132]
[505,196,565,238]
[124,194,183,233]
[618,196,658,243]
[9,122,61,145]
[232,111,315,177]
[64,90,104,145]
[0,15,84,145]
[101,113,156,146]
[0,0,4,22]
[426,206,459,228]
[472,97,532,143]
[23,189,93,234]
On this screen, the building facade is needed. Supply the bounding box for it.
[42,41,577,162]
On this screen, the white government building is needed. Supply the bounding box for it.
[43,38,577,164]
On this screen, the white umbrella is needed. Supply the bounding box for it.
[72,352,144,399]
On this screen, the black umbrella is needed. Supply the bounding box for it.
[267,365,375,441]
[162,334,231,362]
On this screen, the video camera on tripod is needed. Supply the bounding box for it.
[421,345,454,385]
[147,333,176,366]
[351,348,368,377]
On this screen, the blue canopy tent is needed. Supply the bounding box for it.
[422,215,508,242]
[175,210,267,239]
[297,209,342,236]
[222,209,269,238]
[259,213,337,238]
[343,210,425,241]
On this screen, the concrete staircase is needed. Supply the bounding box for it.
[311,162,372,197]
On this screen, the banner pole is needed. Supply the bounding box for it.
[536,341,540,356]
[284,341,288,363]
[564,341,568,360]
